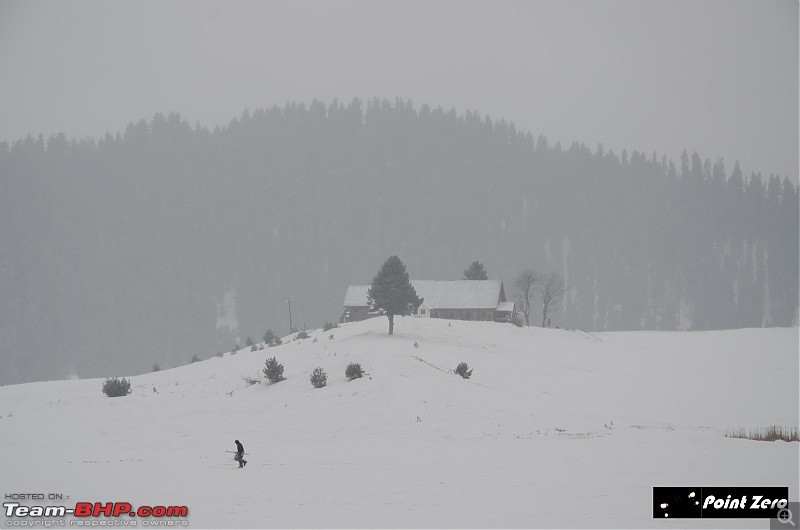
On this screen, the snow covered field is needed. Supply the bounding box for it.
[1,318,797,528]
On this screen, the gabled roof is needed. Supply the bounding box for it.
[411,280,503,309]
[343,285,371,307]
[343,280,504,310]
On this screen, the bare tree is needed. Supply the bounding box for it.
[513,270,539,326]
[541,273,565,327]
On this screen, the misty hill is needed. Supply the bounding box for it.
[0,318,796,527]
[0,98,797,384]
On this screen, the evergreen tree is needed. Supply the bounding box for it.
[463,261,488,280]
[263,356,285,383]
[367,255,422,335]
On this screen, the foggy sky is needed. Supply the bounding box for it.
[0,0,797,183]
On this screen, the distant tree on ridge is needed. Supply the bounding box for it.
[463,261,488,280]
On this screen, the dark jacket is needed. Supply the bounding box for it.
[235,440,244,455]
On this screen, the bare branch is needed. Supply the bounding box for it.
[541,273,565,327]
[513,270,540,326]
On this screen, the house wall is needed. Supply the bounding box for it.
[340,306,370,323]
[495,311,514,323]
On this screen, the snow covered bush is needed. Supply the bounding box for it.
[102,377,132,397]
[345,362,364,381]
[310,367,327,389]
[323,321,338,332]
[295,330,310,340]
[455,362,473,379]
[263,329,282,347]
[191,354,201,363]
[263,357,286,383]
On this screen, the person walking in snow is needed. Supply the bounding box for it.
[234,439,247,468]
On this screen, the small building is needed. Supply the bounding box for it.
[340,285,372,323]
[494,301,516,323]
[340,280,517,323]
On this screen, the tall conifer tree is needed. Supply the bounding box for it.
[368,256,422,335]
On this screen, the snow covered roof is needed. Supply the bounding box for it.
[412,280,503,309]
[343,280,504,310]
[343,285,371,307]
[496,301,515,312]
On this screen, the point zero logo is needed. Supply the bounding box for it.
[654,486,790,519]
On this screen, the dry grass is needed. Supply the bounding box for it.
[726,425,799,442]
[242,374,261,386]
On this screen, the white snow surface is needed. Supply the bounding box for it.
[1,318,797,529]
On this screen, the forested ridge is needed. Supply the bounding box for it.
[1,98,797,384]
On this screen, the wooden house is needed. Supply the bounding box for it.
[340,280,517,323]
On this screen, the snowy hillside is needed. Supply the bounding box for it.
[1,318,797,528]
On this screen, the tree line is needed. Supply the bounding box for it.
[0,98,796,384]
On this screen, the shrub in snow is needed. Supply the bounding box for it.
[263,356,286,383]
[191,354,201,363]
[152,362,160,372]
[246,336,255,348]
[102,377,132,397]
[263,329,282,347]
[243,374,261,386]
[455,362,473,379]
[310,367,327,389]
[345,362,364,381]
[323,321,338,332]
[295,330,310,340]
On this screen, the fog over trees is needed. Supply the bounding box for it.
[1,98,797,384]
